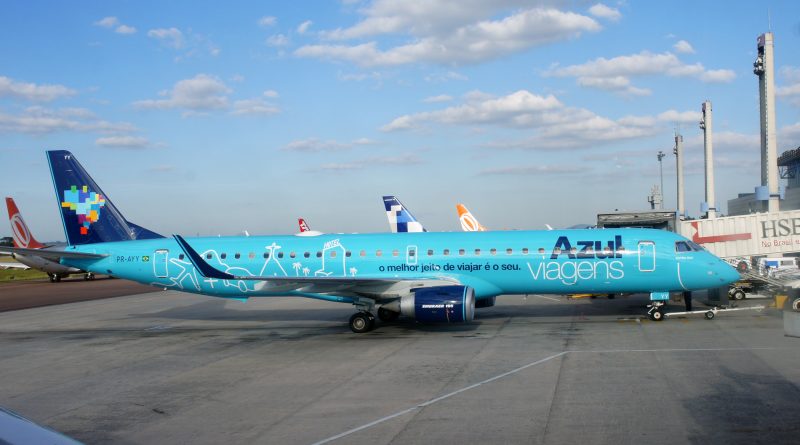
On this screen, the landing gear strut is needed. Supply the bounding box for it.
[647,301,665,321]
[349,312,376,333]
[84,272,95,281]
[49,273,61,283]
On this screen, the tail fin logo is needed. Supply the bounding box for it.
[61,185,106,235]
[10,213,32,248]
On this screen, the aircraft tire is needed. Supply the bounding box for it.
[378,307,399,322]
[731,289,745,300]
[792,297,800,312]
[349,312,374,333]
[49,274,56,283]
[649,309,664,321]
[704,311,715,320]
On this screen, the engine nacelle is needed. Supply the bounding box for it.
[475,296,496,308]
[389,285,475,323]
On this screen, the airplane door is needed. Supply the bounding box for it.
[154,249,169,278]
[638,242,655,272]
[406,245,417,266]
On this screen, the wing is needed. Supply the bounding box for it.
[0,246,107,262]
[172,235,457,298]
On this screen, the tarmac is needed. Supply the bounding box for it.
[0,285,798,444]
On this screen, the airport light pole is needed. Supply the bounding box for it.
[657,150,665,209]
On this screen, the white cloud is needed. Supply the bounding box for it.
[262,90,279,98]
[297,20,313,34]
[382,90,562,131]
[0,76,76,102]
[95,16,137,35]
[258,16,277,27]
[673,39,695,54]
[423,94,453,103]
[266,34,289,47]
[296,7,601,67]
[147,28,184,49]
[545,51,736,94]
[94,17,119,28]
[588,3,622,21]
[115,25,137,34]
[382,89,702,151]
[425,71,468,82]
[284,137,377,152]
[230,98,280,116]
[95,135,151,149]
[777,67,800,106]
[133,74,231,111]
[0,106,136,135]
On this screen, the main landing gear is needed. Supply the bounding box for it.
[349,312,376,333]
[83,272,95,281]
[647,301,665,321]
[48,273,61,283]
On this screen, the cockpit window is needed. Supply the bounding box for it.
[675,241,704,252]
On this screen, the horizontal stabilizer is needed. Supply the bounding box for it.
[0,246,107,262]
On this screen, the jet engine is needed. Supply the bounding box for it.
[382,285,475,323]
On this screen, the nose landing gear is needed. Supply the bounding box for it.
[647,301,665,321]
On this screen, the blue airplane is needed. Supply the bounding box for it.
[10,150,740,333]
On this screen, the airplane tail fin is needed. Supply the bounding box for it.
[5,197,45,249]
[383,196,426,233]
[298,218,310,233]
[46,150,164,246]
[456,203,487,232]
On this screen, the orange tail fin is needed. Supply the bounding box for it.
[6,197,45,249]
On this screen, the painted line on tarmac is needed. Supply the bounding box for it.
[531,294,560,302]
[311,351,568,445]
[312,346,794,444]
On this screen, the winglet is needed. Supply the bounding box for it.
[172,235,235,280]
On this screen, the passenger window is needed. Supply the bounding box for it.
[553,248,561,255]
[235,253,241,259]
[263,252,270,259]
[220,253,227,259]
[506,248,513,255]
[249,252,255,259]
[360,250,366,257]
[459,249,465,256]
[206,253,212,260]
[490,248,497,255]
[392,249,399,257]
[277,252,283,259]
[538,248,546,253]
[289,251,296,258]
[569,247,578,255]
[376,250,382,257]
[427,249,434,256]
[330,251,337,258]
[346,251,352,257]
[316,251,322,258]
[443,249,450,256]
[522,248,529,255]
[408,249,415,257]
[178,254,185,260]
[304,252,310,258]
[475,248,481,256]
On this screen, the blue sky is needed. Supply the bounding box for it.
[2,1,800,240]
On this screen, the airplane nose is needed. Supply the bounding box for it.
[718,261,741,285]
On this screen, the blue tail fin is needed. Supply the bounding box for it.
[47,150,163,245]
[382,196,427,233]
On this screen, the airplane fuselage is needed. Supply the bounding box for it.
[62,229,738,301]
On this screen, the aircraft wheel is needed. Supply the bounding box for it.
[731,289,745,300]
[49,274,57,283]
[377,307,399,322]
[704,311,715,320]
[54,275,61,282]
[349,312,374,333]
[607,294,615,300]
[649,309,664,321]
[792,297,800,312]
